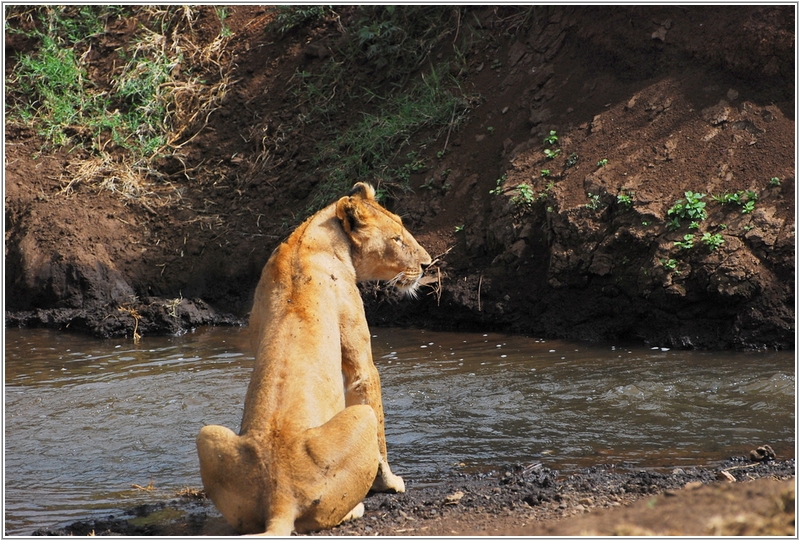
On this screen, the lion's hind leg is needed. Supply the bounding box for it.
[197,425,266,534]
[293,404,380,533]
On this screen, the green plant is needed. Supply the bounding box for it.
[308,63,473,210]
[586,192,602,210]
[616,191,633,208]
[770,176,781,186]
[349,7,467,83]
[215,7,233,37]
[543,130,558,146]
[511,183,535,208]
[712,189,757,214]
[420,178,437,190]
[667,191,707,224]
[596,158,608,167]
[711,191,742,204]
[6,6,232,170]
[674,234,695,250]
[544,148,561,160]
[540,169,551,178]
[489,174,507,195]
[374,186,390,202]
[660,258,678,271]
[269,5,331,34]
[487,126,495,135]
[395,155,421,184]
[689,221,700,230]
[701,232,725,250]
[741,190,758,214]
[454,224,464,233]
[565,152,579,168]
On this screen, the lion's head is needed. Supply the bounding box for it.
[336,183,432,296]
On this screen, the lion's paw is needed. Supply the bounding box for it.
[371,471,405,493]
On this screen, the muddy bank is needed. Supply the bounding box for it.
[4,6,795,348]
[31,456,794,536]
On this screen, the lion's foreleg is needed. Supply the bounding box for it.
[343,361,405,493]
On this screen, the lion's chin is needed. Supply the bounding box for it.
[389,272,422,298]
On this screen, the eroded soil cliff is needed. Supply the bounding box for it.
[5,6,795,348]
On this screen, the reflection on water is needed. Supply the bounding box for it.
[4,326,795,534]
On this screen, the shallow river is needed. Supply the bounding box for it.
[4,326,795,535]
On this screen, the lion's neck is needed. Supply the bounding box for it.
[283,204,355,284]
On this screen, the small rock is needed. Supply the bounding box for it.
[717,470,736,483]
[749,445,776,462]
[701,100,731,125]
[444,491,464,505]
[651,27,667,42]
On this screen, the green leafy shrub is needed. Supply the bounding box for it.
[616,191,633,208]
[586,192,602,210]
[543,130,558,146]
[701,232,725,250]
[667,191,707,223]
[489,175,507,195]
[511,184,535,208]
[269,6,331,34]
[674,234,695,250]
[660,258,678,270]
[711,189,758,214]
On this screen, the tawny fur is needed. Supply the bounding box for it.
[197,183,431,535]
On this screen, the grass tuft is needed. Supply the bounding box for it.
[5,6,235,199]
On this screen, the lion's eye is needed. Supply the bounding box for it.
[393,236,403,246]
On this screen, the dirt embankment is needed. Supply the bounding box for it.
[5,6,795,349]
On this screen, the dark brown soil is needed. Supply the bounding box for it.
[32,458,795,536]
[5,5,795,350]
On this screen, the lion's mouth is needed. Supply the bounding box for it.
[388,271,423,298]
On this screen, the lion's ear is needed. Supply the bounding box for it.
[336,195,364,235]
[348,182,376,200]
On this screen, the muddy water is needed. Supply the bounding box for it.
[4,326,795,535]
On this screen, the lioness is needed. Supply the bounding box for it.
[197,183,431,535]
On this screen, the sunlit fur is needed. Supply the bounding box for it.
[196,182,430,536]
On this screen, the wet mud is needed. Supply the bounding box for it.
[32,457,794,536]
